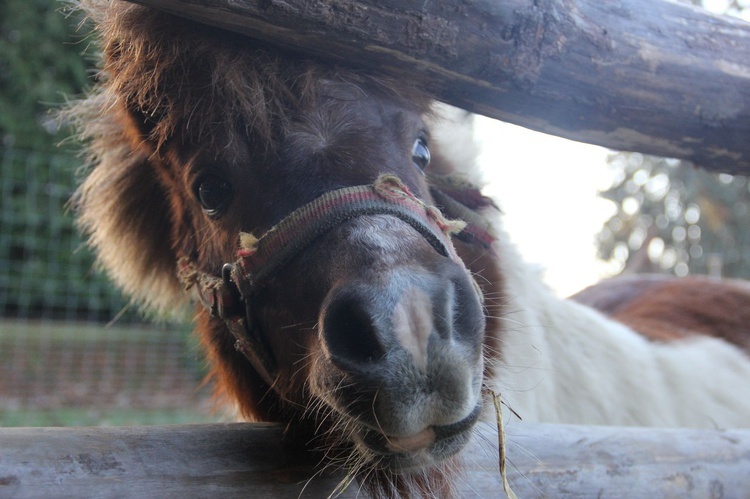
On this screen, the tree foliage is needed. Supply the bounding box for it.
[597,154,750,278]
[0,1,138,321]
[0,0,90,151]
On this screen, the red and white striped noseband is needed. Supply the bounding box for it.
[178,173,496,387]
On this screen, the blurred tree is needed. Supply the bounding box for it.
[597,153,750,278]
[0,0,90,151]
[0,1,138,322]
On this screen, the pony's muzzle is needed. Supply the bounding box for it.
[320,258,485,378]
[318,259,485,458]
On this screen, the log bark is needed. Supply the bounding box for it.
[1,422,749,497]
[122,0,750,174]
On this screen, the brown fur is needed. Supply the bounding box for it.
[453,239,507,377]
[65,2,750,494]
[572,275,750,351]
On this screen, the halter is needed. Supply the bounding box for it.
[178,174,496,387]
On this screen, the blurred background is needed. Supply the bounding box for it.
[0,0,222,426]
[1,0,748,427]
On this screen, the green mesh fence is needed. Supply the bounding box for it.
[0,148,219,426]
[0,147,134,321]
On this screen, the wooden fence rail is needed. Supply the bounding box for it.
[2,422,749,497]
[125,0,750,174]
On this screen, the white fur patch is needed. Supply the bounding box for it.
[426,103,486,187]
[486,219,750,429]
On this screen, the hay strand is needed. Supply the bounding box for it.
[484,384,519,499]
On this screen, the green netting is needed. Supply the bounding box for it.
[0,147,219,425]
[0,147,140,322]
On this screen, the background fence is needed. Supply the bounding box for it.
[0,147,221,426]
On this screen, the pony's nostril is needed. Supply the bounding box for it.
[322,294,386,367]
[451,275,486,343]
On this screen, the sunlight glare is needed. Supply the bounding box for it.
[475,118,616,297]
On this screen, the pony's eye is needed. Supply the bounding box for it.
[194,174,233,217]
[412,135,431,171]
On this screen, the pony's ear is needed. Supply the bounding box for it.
[73,99,189,318]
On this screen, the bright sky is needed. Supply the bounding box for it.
[475,118,617,297]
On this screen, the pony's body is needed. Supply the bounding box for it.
[492,242,750,427]
[434,116,750,429]
[71,1,750,495]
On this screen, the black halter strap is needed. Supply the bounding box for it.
[178,174,496,387]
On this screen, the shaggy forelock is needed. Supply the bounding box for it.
[75,0,430,150]
[78,0,298,150]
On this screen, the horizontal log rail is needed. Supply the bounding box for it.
[123,0,750,174]
[1,422,749,497]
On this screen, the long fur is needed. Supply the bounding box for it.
[428,107,750,430]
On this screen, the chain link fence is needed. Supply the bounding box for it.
[0,147,221,426]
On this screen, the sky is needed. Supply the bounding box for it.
[474,118,617,298]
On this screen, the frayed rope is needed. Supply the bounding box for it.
[483,384,519,499]
[375,174,467,237]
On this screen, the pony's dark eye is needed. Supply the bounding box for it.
[194,174,233,217]
[412,135,431,171]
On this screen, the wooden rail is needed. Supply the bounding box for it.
[124,0,750,174]
[2,422,749,497]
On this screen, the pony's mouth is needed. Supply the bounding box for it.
[354,402,482,471]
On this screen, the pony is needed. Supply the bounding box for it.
[69,1,750,496]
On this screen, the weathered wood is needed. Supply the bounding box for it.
[1,422,748,497]
[122,0,750,174]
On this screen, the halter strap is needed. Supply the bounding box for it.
[235,174,467,287]
[178,173,496,387]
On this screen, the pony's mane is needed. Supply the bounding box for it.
[66,0,432,316]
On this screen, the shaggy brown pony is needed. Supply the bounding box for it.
[69,1,750,497]
[69,1,503,496]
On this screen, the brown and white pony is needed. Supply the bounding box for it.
[70,2,750,496]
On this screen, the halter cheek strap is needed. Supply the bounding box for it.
[178,173,496,387]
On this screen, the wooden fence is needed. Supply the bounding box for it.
[2,422,750,497]
[128,0,750,174]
